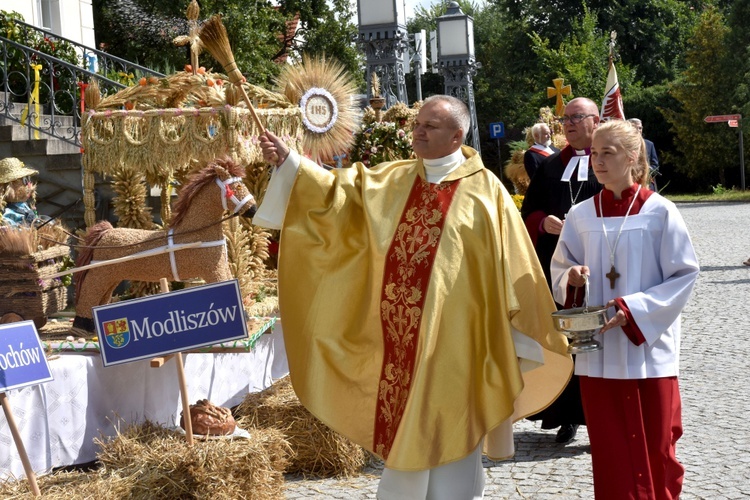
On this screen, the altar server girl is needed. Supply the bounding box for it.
[550,119,699,499]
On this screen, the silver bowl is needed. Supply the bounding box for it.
[551,306,609,353]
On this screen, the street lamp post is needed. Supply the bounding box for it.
[356,0,409,109]
[407,29,427,102]
[436,1,481,153]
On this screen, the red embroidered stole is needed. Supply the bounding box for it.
[374,175,461,460]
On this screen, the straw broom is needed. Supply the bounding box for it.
[198,15,265,132]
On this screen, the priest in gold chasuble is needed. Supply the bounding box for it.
[255,96,572,498]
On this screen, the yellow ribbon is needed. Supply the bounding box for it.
[20,63,43,139]
[117,72,135,86]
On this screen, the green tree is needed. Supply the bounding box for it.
[400,0,708,190]
[472,2,545,131]
[281,0,363,89]
[530,8,621,106]
[492,0,701,85]
[407,0,479,33]
[622,83,682,186]
[588,0,701,86]
[727,0,750,187]
[92,0,362,87]
[405,2,553,144]
[664,6,735,187]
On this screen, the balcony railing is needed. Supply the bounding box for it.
[9,18,163,82]
[0,18,165,147]
[0,36,127,147]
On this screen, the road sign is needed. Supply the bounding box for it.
[704,115,746,190]
[94,280,248,367]
[489,122,505,139]
[0,321,53,392]
[704,114,741,123]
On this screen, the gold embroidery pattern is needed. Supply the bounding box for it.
[374,178,459,459]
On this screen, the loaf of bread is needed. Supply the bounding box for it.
[180,399,236,435]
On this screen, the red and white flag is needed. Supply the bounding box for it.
[601,60,625,120]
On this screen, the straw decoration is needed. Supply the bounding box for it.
[198,15,265,132]
[84,79,101,110]
[173,0,203,75]
[274,54,359,162]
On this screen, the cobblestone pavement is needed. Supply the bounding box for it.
[283,201,750,499]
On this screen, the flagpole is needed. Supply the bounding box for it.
[601,31,624,121]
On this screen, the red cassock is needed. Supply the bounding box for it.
[551,184,699,499]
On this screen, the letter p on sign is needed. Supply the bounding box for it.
[489,122,505,139]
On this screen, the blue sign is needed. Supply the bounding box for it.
[489,122,505,139]
[94,280,248,367]
[0,321,53,392]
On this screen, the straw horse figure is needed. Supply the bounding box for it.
[72,157,256,333]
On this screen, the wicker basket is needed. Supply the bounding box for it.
[0,245,70,327]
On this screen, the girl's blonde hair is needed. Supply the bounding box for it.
[592,119,650,186]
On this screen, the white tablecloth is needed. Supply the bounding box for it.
[0,324,288,480]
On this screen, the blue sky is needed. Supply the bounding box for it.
[350,1,458,22]
[353,0,485,23]
[402,0,486,21]
[404,0,434,19]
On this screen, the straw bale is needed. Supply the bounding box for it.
[94,420,290,499]
[235,377,368,478]
[0,422,290,499]
[0,469,134,499]
[37,317,73,338]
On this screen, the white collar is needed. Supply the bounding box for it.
[423,148,465,179]
[562,149,591,182]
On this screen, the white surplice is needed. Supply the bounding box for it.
[550,193,699,379]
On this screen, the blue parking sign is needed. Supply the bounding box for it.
[489,122,505,139]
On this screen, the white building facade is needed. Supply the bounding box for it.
[0,0,95,48]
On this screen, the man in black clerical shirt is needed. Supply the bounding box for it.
[521,97,603,444]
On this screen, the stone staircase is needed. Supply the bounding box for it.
[1,16,162,231]
[0,100,113,230]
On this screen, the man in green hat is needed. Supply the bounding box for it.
[0,157,42,226]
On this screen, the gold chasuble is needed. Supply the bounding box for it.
[278,146,572,471]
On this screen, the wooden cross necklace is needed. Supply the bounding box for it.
[599,184,641,289]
